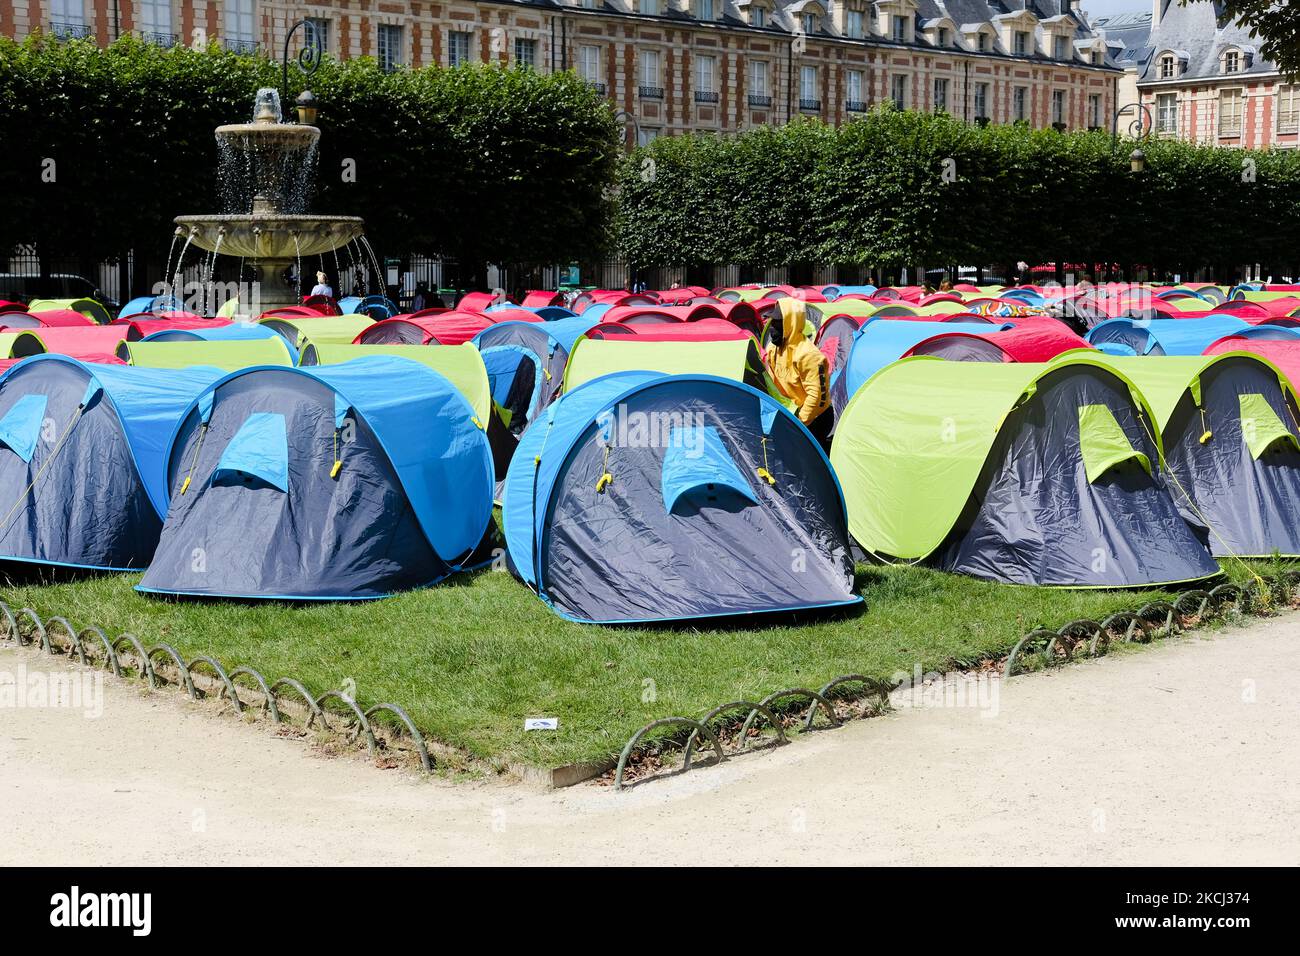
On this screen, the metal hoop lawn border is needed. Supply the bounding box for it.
[616,577,1281,791]
[0,600,434,775]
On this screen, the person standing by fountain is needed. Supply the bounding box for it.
[311,271,334,298]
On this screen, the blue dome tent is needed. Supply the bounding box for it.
[0,355,222,570]
[137,356,493,600]
[503,372,860,623]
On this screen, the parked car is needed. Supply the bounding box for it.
[0,272,118,312]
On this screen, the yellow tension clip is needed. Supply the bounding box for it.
[180,476,192,495]
[758,437,776,485]
[331,428,343,479]
[595,444,613,492]
[1199,407,1212,444]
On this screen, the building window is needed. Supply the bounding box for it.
[448,31,471,67]
[750,6,766,27]
[639,49,663,97]
[978,32,991,53]
[224,0,255,51]
[893,16,907,43]
[1155,93,1177,134]
[641,0,659,15]
[378,24,402,72]
[1053,35,1069,60]
[800,65,819,110]
[581,0,596,7]
[51,0,90,37]
[802,13,817,35]
[1159,53,1176,79]
[933,77,948,113]
[515,38,537,70]
[846,10,864,39]
[1092,49,1103,65]
[304,17,330,55]
[1088,93,1102,128]
[699,0,715,18]
[1013,31,1029,56]
[1223,50,1240,74]
[846,69,865,111]
[579,45,602,87]
[696,54,717,101]
[891,74,907,109]
[638,127,660,147]
[1279,86,1300,134]
[750,60,770,104]
[137,0,174,45]
[974,83,988,118]
[1013,86,1027,121]
[1051,89,1065,125]
[1219,88,1243,136]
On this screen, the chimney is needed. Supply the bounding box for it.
[1152,0,1163,29]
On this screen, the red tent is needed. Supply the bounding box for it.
[522,290,565,308]
[1212,301,1272,319]
[457,291,508,312]
[483,306,543,324]
[11,326,132,359]
[1,308,93,329]
[301,294,341,315]
[585,318,752,341]
[258,305,327,319]
[116,316,231,340]
[601,304,725,325]
[1204,338,1300,388]
[355,310,493,345]
[904,321,1093,364]
[0,300,28,313]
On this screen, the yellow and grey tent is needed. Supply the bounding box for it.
[117,337,295,371]
[561,336,778,399]
[258,314,376,355]
[830,354,1219,587]
[1081,351,1300,558]
[27,297,112,325]
[303,343,492,426]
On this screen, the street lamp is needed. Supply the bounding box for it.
[295,90,319,126]
[1129,147,1146,174]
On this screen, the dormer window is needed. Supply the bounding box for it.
[750,6,766,27]
[937,27,949,47]
[892,15,907,43]
[1013,31,1029,56]
[1053,35,1068,60]
[978,32,990,53]
[1092,49,1102,65]
[846,9,864,38]
[641,0,659,14]
[698,0,714,18]
[803,13,817,34]
[1223,49,1240,74]
[1160,53,1176,78]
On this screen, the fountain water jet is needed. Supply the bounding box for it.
[175,88,364,314]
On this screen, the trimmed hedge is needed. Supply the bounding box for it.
[0,35,620,268]
[615,107,1300,278]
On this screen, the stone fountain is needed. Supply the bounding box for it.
[174,88,364,313]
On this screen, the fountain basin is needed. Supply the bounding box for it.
[174,214,365,259]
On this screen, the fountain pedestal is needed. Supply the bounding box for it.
[175,90,365,315]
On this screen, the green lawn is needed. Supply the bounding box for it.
[3,560,1274,771]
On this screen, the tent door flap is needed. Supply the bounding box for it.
[1078,403,1151,483]
[1238,393,1300,459]
[211,412,289,492]
[661,425,757,513]
[0,394,49,463]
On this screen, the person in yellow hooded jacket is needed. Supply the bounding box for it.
[764,298,832,445]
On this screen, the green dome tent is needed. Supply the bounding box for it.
[562,337,778,399]
[117,337,294,371]
[1085,352,1300,558]
[302,343,492,426]
[27,298,112,325]
[829,354,1219,587]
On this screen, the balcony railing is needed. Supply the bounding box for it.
[747,93,772,108]
[638,85,664,100]
[845,99,867,113]
[223,38,259,55]
[142,31,178,48]
[694,90,719,104]
[588,81,607,96]
[799,97,821,112]
[50,21,93,40]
